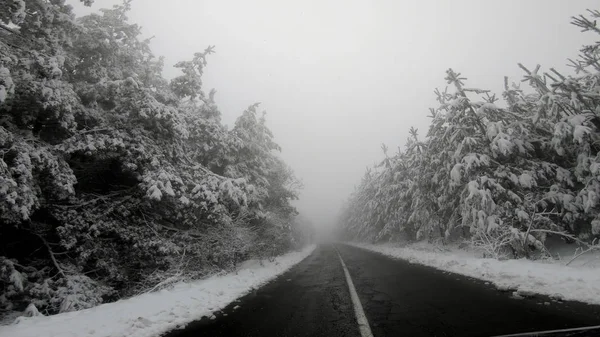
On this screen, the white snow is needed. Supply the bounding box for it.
[146,185,162,201]
[573,125,591,143]
[347,241,600,305]
[9,269,24,292]
[450,164,462,185]
[592,219,600,235]
[0,86,7,103]
[518,172,535,188]
[0,245,315,337]
[492,133,513,156]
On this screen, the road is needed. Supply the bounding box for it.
[163,244,600,337]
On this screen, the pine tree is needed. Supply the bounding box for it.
[0,0,302,317]
[338,8,600,259]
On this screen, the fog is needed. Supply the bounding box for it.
[71,0,598,232]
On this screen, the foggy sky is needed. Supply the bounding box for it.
[71,0,598,231]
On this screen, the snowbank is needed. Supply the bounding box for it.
[347,242,600,305]
[0,245,316,337]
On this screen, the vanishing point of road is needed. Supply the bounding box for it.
[163,244,600,337]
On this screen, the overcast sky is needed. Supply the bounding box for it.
[71,0,598,231]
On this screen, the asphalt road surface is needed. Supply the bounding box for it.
[163,244,600,337]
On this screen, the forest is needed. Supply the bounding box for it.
[0,0,312,317]
[339,9,600,259]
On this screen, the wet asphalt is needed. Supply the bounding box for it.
[162,244,600,337]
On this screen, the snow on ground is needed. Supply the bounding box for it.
[347,241,600,305]
[0,245,316,337]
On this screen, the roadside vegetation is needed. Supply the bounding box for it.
[339,9,600,260]
[0,0,312,319]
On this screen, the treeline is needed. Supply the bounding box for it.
[0,0,309,317]
[339,9,600,259]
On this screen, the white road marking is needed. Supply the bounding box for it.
[337,250,374,337]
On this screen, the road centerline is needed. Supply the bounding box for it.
[337,249,375,337]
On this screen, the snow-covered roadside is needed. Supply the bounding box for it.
[347,242,600,305]
[0,245,316,337]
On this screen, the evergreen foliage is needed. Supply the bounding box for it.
[339,9,600,259]
[0,0,305,317]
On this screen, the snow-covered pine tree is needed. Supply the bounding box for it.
[338,8,600,259]
[0,0,300,318]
